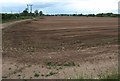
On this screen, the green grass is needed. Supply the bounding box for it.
[2,17,30,23]
[46,61,77,67]
[63,62,76,66]
[45,71,58,77]
[1,16,37,23]
[99,74,119,79]
[2,16,44,23]
[67,71,119,80]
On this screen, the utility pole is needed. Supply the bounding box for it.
[30,4,33,19]
[30,4,32,13]
[19,11,20,18]
[26,4,33,19]
[27,4,29,13]
[19,11,20,14]
[11,11,13,14]
[75,12,77,16]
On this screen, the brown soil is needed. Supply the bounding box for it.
[2,16,118,79]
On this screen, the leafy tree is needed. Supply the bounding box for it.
[34,10,39,16]
[22,8,29,16]
[88,14,95,17]
[96,13,104,17]
[106,13,113,16]
[39,11,43,16]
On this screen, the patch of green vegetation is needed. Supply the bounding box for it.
[45,71,57,77]
[2,76,7,78]
[41,74,44,76]
[2,18,23,23]
[18,74,21,77]
[34,73,40,77]
[46,61,77,67]
[23,79,27,81]
[59,67,62,69]
[14,71,17,74]
[46,66,52,69]
[28,65,32,67]
[67,72,119,80]
[8,68,11,70]
[63,62,76,66]
[99,73,119,79]
[46,62,56,66]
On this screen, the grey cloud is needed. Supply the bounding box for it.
[32,1,68,9]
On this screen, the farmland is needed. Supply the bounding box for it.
[2,16,118,79]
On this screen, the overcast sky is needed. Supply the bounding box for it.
[0,0,119,14]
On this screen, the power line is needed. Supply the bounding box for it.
[29,4,33,19]
[27,4,29,13]
[30,4,33,13]
[26,4,33,18]
[27,4,33,13]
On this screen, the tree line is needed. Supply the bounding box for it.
[1,9,119,22]
[1,9,44,21]
[45,13,118,17]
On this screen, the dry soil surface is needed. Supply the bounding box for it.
[2,16,118,79]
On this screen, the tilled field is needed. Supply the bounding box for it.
[2,16,118,79]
